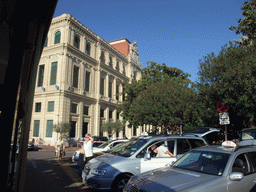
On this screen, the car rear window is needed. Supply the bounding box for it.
[187,139,206,149]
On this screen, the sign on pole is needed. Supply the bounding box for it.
[219,112,230,125]
[217,101,229,113]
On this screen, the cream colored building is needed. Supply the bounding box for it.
[29,14,143,145]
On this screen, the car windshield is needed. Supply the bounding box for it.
[172,150,230,176]
[110,139,148,157]
[97,141,111,148]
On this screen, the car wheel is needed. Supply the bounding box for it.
[112,174,131,192]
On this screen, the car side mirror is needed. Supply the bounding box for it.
[229,172,244,181]
[144,152,151,160]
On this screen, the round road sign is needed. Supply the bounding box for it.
[217,101,229,113]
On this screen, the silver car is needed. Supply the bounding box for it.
[82,135,207,191]
[124,143,256,192]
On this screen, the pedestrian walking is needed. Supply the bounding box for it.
[55,136,65,159]
[83,134,94,165]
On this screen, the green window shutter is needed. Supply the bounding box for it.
[50,62,57,85]
[44,36,48,47]
[48,101,54,112]
[100,77,104,95]
[46,120,53,137]
[85,71,90,92]
[54,31,61,44]
[37,65,44,87]
[73,66,79,88]
[33,120,40,137]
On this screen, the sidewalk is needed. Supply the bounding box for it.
[35,145,80,152]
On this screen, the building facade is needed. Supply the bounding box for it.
[29,14,143,145]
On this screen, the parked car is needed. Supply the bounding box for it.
[183,127,223,145]
[124,141,256,192]
[82,135,207,191]
[92,136,109,147]
[239,127,256,146]
[72,139,128,163]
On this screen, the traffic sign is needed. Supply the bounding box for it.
[219,112,230,125]
[217,101,229,113]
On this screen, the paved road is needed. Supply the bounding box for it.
[25,150,108,192]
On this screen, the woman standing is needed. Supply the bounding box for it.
[83,134,94,164]
[55,136,65,159]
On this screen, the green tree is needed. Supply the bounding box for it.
[53,122,71,137]
[121,61,200,132]
[197,42,256,128]
[100,120,124,137]
[230,0,256,46]
[131,79,202,133]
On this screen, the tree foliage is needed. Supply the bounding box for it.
[197,42,256,128]
[53,122,71,137]
[121,62,201,132]
[230,0,256,46]
[100,120,124,137]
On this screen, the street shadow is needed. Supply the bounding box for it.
[25,158,80,192]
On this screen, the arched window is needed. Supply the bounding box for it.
[86,43,91,56]
[54,31,61,44]
[74,35,80,49]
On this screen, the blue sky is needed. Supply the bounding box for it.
[54,0,245,82]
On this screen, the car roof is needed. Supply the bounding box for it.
[192,144,256,154]
[146,135,206,142]
[193,145,235,154]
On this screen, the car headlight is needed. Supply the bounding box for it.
[91,168,107,176]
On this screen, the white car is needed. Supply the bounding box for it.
[183,127,223,144]
[72,139,128,163]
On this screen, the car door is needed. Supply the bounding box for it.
[176,139,191,159]
[227,153,256,192]
[139,139,177,173]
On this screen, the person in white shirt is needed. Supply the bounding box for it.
[55,136,65,159]
[83,134,94,164]
[242,132,254,140]
[151,144,174,157]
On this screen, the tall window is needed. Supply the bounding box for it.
[47,101,54,112]
[117,112,120,120]
[100,51,105,64]
[71,103,78,113]
[100,77,104,95]
[83,106,89,115]
[46,120,53,137]
[123,65,126,76]
[70,121,76,137]
[109,110,113,119]
[37,65,44,87]
[50,62,58,85]
[85,71,90,92]
[35,102,41,112]
[116,83,119,100]
[44,36,48,47]
[73,66,79,88]
[54,31,61,44]
[86,43,91,55]
[74,35,80,49]
[116,61,120,72]
[108,78,113,98]
[33,120,40,137]
[109,56,113,68]
[100,109,104,118]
